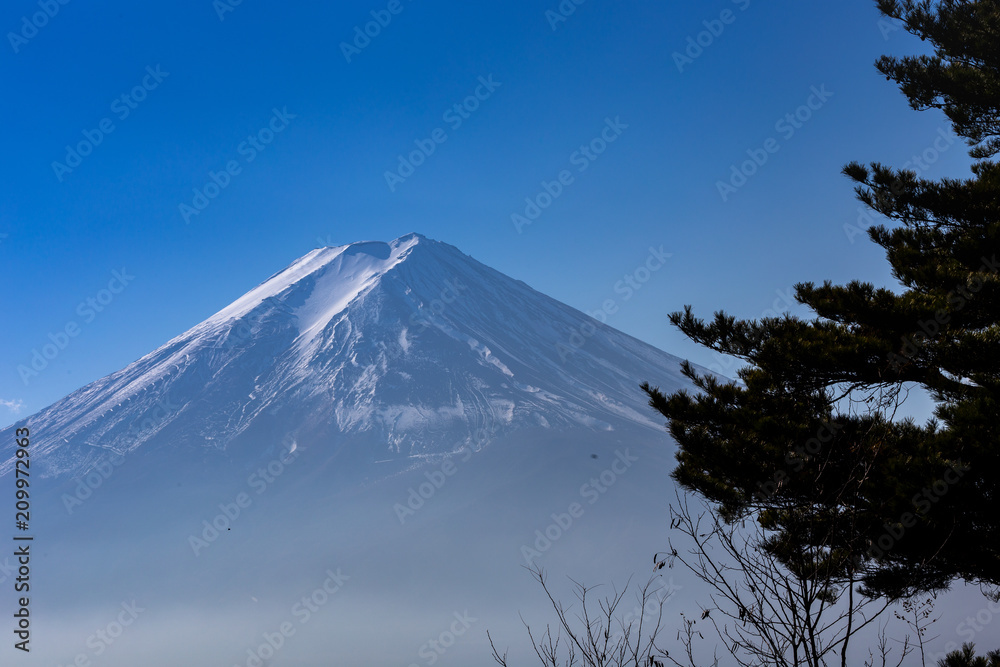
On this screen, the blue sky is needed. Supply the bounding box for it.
[0,0,972,427]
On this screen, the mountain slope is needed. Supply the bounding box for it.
[2,233,689,479]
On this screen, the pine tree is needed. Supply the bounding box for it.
[643,0,1000,601]
[938,643,1000,667]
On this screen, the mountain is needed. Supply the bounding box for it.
[2,233,687,481]
[0,234,703,667]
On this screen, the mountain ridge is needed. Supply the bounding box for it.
[2,233,690,480]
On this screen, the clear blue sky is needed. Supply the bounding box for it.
[1,0,971,427]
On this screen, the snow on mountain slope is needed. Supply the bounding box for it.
[1,233,691,479]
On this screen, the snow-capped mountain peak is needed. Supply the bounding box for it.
[3,233,690,478]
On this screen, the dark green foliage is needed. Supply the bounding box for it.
[937,643,1000,667]
[876,0,1000,159]
[643,0,1000,602]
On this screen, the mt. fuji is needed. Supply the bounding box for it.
[3,233,688,481]
[1,234,700,667]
